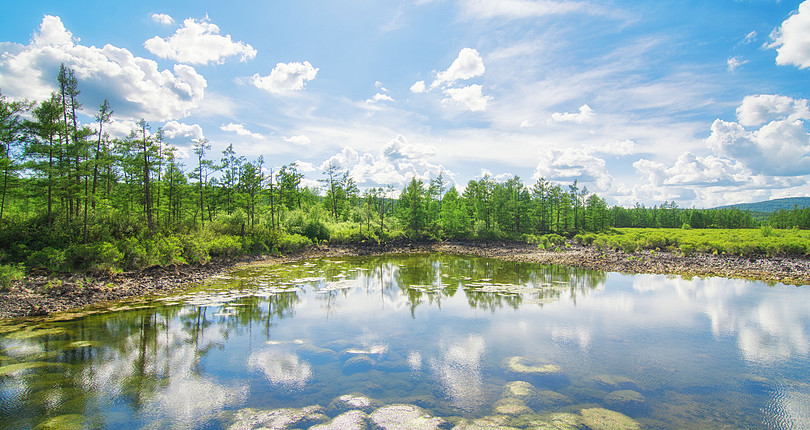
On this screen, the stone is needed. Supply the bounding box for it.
[501,357,566,387]
[369,404,447,430]
[588,375,639,392]
[328,393,377,414]
[579,408,641,430]
[310,410,368,430]
[343,355,375,374]
[493,397,533,416]
[227,405,328,430]
[604,390,648,416]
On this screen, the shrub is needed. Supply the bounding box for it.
[0,263,24,290]
[27,247,66,272]
[209,235,242,257]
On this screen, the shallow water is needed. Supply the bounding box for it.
[1,253,809,429]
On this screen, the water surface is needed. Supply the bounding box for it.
[1,253,809,429]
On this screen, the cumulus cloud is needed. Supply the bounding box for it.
[151,13,175,25]
[634,153,750,187]
[366,93,395,104]
[163,121,204,141]
[0,15,206,121]
[443,84,491,111]
[735,94,810,127]
[532,147,614,192]
[551,104,594,123]
[144,17,257,65]
[220,122,264,139]
[251,61,318,94]
[767,1,810,69]
[707,118,810,176]
[434,48,485,87]
[318,136,450,189]
[410,80,426,93]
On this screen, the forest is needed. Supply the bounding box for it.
[1,65,809,281]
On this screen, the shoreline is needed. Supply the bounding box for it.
[2,241,808,319]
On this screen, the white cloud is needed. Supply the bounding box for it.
[163,121,204,141]
[532,147,614,192]
[285,135,311,146]
[251,61,318,94]
[634,153,750,187]
[443,84,491,111]
[366,93,395,104]
[743,30,757,44]
[410,80,426,93]
[768,1,810,69]
[592,139,636,156]
[735,94,810,127]
[0,15,206,121]
[707,118,810,176]
[434,48,485,88]
[551,104,594,123]
[519,119,535,128]
[151,13,175,25]
[318,136,451,189]
[458,0,590,20]
[221,122,264,139]
[727,56,748,72]
[144,17,257,65]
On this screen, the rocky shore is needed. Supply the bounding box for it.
[2,241,808,319]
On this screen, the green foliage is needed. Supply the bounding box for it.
[0,263,24,290]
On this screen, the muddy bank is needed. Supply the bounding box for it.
[2,241,808,319]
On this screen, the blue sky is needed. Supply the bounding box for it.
[2,0,810,207]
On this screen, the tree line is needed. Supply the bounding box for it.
[0,65,806,275]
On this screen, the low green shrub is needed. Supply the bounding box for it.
[0,263,24,290]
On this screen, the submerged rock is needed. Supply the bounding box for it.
[297,344,338,364]
[530,413,587,430]
[227,405,328,430]
[604,390,648,416]
[493,397,533,416]
[501,381,541,407]
[501,357,566,387]
[34,414,86,430]
[343,355,375,374]
[579,408,641,430]
[451,414,521,429]
[369,404,447,430]
[328,393,378,414]
[310,410,369,430]
[535,390,574,410]
[588,375,639,392]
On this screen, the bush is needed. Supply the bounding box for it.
[209,235,242,257]
[27,247,66,272]
[0,263,24,290]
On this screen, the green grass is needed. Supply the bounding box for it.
[581,227,810,257]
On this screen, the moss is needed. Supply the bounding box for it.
[34,414,87,430]
[502,356,562,376]
[0,361,67,377]
[579,408,641,430]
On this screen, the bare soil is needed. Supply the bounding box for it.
[2,241,808,319]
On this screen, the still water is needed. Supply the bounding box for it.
[1,253,809,429]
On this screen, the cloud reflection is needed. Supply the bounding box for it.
[429,334,486,412]
[248,349,312,388]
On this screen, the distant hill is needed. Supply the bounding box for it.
[713,197,810,213]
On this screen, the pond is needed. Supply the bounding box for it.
[1,253,809,429]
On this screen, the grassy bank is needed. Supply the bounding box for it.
[575,227,810,257]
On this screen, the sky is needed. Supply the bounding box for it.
[1,0,810,208]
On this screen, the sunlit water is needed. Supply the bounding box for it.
[1,253,809,429]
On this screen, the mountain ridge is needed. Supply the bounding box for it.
[712,197,810,213]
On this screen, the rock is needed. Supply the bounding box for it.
[535,390,574,410]
[227,405,328,430]
[501,381,540,406]
[310,410,369,430]
[343,355,375,374]
[501,356,566,387]
[369,404,447,430]
[528,413,588,430]
[493,397,533,416]
[588,375,639,392]
[579,408,641,430]
[34,414,87,430]
[297,344,338,364]
[604,390,648,416]
[451,415,520,429]
[328,393,378,414]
